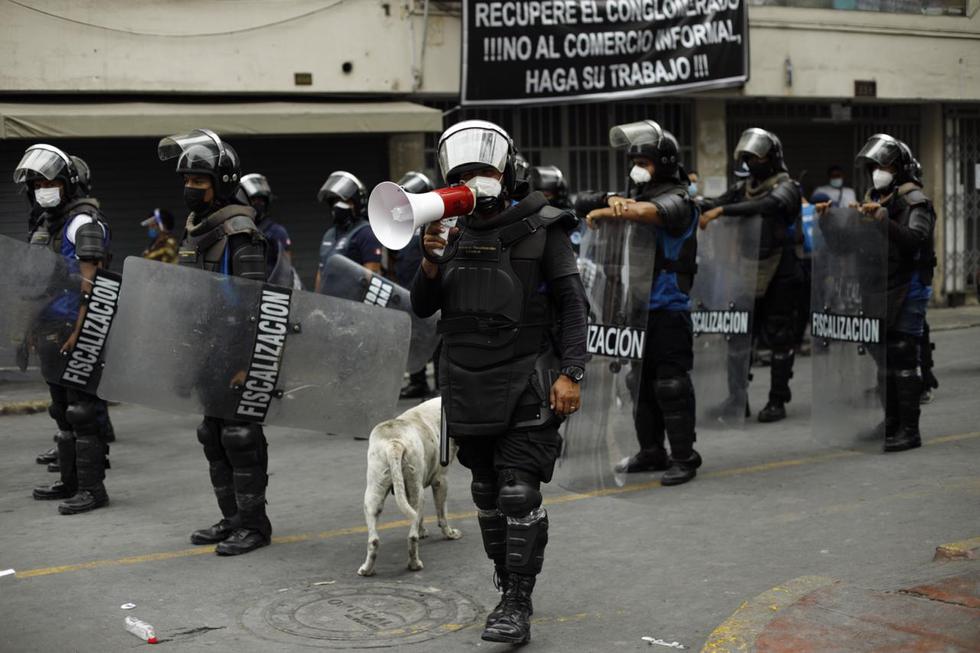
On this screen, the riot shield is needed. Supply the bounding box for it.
[267,245,303,290]
[99,257,409,436]
[689,216,762,427]
[809,208,887,449]
[556,221,656,493]
[0,235,74,374]
[318,254,439,374]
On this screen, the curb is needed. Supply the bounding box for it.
[0,399,49,416]
[700,576,837,653]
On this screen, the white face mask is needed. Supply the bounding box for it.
[34,187,62,208]
[630,165,652,185]
[829,177,843,189]
[465,175,503,199]
[872,169,894,191]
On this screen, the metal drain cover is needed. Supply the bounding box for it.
[241,582,481,648]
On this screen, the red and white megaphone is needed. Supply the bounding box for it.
[368,181,476,251]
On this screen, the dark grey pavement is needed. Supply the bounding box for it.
[0,324,977,652]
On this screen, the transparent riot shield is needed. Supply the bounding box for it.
[556,221,656,493]
[99,257,410,436]
[318,254,439,374]
[0,235,74,375]
[689,216,762,427]
[810,208,888,449]
[267,245,302,290]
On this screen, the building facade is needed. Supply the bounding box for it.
[2,0,978,299]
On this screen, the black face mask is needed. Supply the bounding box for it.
[747,160,773,179]
[332,206,355,228]
[184,187,212,215]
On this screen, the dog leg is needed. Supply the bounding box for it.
[407,479,425,571]
[358,485,385,576]
[432,477,462,540]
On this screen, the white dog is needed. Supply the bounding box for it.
[357,397,462,576]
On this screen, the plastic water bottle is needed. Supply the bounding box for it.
[125,616,158,644]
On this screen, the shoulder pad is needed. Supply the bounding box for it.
[651,191,693,228]
[769,180,802,212]
[537,205,574,228]
[898,184,930,207]
[222,214,261,237]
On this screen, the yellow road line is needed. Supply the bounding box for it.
[15,430,980,580]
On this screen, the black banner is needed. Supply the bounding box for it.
[462,0,749,105]
[58,269,123,393]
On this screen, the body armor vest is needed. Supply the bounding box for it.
[178,204,263,274]
[437,198,567,436]
[30,198,107,255]
[874,183,937,295]
[636,183,699,295]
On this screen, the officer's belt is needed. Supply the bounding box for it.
[437,316,550,335]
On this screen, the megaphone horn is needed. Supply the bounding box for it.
[368,182,476,250]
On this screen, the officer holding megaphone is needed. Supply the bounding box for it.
[392,120,588,645]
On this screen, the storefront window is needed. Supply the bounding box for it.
[747,0,966,15]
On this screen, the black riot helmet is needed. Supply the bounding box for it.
[609,119,680,182]
[734,127,789,177]
[70,155,92,197]
[158,129,242,201]
[437,120,517,191]
[855,134,920,185]
[397,170,436,194]
[317,171,367,213]
[528,165,569,204]
[13,143,80,202]
[240,173,274,220]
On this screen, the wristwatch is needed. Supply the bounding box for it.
[561,365,585,384]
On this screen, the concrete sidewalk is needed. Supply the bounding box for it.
[702,538,980,652]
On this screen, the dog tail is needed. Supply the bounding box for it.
[385,441,417,522]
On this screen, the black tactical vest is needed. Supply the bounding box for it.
[178,204,264,275]
[437,196,567,436]
[29,198,107,254]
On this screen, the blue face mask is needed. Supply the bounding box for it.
[687,183,698,196]
[147,228,159,240]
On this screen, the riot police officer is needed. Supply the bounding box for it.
[313,171,383,292]
[823,134,935,452]
[15,145,112,514]
[393,170,438,400]
[584,121,701,485]
[159,129,272,555]
[411,120,587,644]
[240,173,295,286]
[700,128,803,423]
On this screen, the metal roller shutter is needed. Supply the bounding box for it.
[1,135,388,287]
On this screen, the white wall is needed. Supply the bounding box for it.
[1,0,977,101]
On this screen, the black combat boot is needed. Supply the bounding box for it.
[215,527,270,555]
[661,450,702,486]
[34,430,77,500]
[758,401,786,423]
[399,369,430,399]
[191,516,240,545]
[58,486,109,514]
[36,444,58,465]
[481,573,536,644]
[58,423,109,515]
[884,370,922,453]
[759,350,794,423]
[615,447,670,473]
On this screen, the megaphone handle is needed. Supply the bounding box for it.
[432,217,459,257]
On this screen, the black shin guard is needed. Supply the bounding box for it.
[66,400,105,490]
[769,349,795,404]
[197,419,236,518]
[505,508,549,576]
[222,422,270,536]
[654,375,696,460]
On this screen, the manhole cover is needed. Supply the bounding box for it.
[241,582,481,648]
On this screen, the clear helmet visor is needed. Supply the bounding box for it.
[158,129,223,166]
[397,171,436,194]
[317,171,365,204]
[855,134,901,168]
[609,120,664,149]
[529,165,564,192]
[240,173,272,199]
[734,128,775,161]
[438,122,511,182]
[12,145,72,184]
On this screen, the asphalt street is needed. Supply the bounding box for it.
[0,325,977,652]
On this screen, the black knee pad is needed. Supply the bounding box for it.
[196,419,225,459]
[653,375,692,411]
[496,470,543,518]
[48,401,69,430]
[65,401,97,427]
[887,332,918,370]
[221,423,267,468]
[471,477,499,511]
